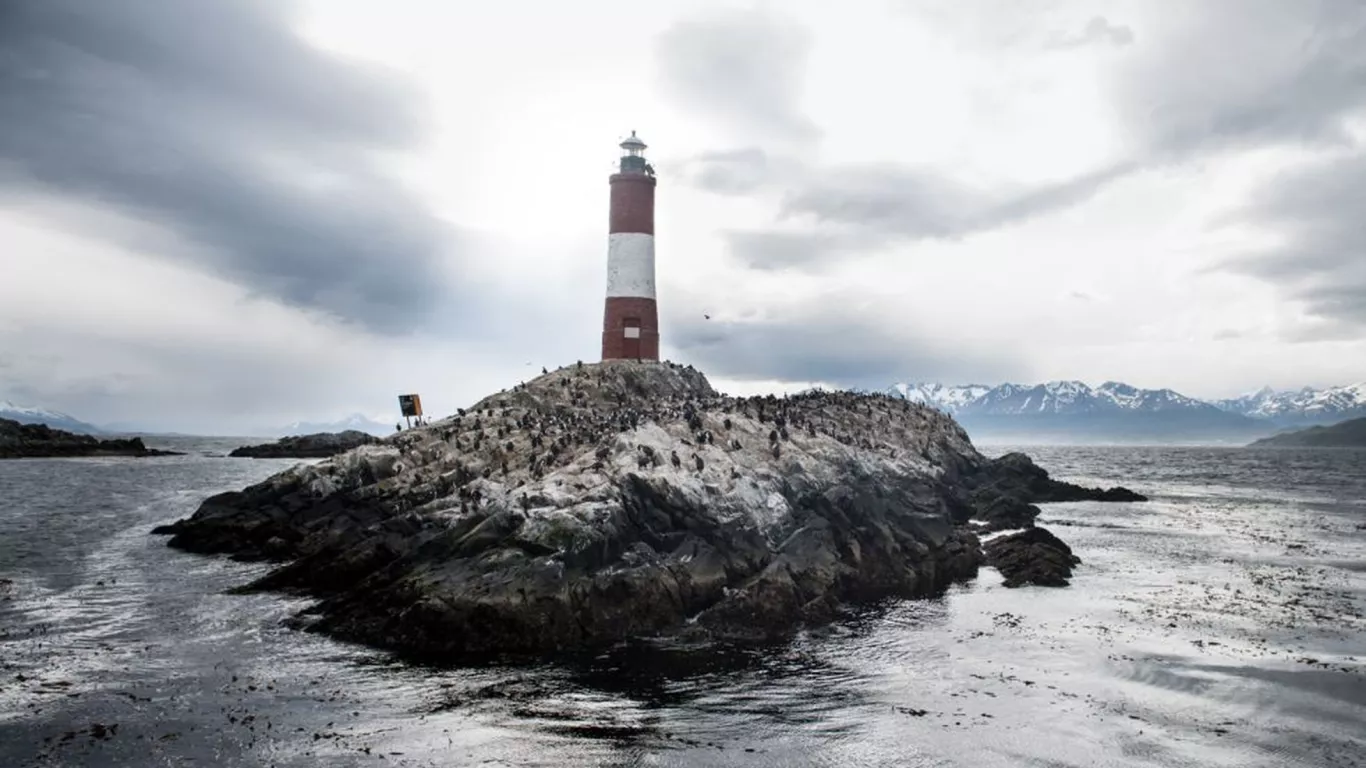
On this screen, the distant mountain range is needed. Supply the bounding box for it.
[271,413,394,438]
[0,400,395,438]
[884,381,1366,443]
[6,380,1365,444]
[1213,383,1366,424]
[0,401,104,435]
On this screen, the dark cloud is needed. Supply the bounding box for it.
[655,5,1142,271]
[1105,0,1366,337]
[1045,16,1135,49]
[722,229,875,272]
[776,165,978,239]
[668,147,798,195]
[1117,0,1366,158]
[665,1,1366,284]
[899,2,1365,159]
[1222,150,1366,332]
[0,0,457,334]
[664,302,1024,390]
[777,162,1133,241]
[0,328,345,434]
[680,148,1134,269]
[655,8,820,144]
[685,161,1137,272]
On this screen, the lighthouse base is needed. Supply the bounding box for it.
[601,296,659,361]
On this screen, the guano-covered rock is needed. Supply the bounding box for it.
[152,361,1142,661]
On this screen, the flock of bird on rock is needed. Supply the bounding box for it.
[372,360,960,516]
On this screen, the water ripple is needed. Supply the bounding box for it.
[1,441,1364,766]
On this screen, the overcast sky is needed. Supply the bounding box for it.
[2,0,1364,433]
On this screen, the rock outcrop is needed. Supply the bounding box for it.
[0,418,181,459]
[229,430,380,459]
[983,527,1081,587]
[962,451,1145,532]
[153,361,1139,661]
[962,452,1145,586]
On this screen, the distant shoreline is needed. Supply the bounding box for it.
[0,418,183,460]
[1247,417,1366,448]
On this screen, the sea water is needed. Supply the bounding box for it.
[1,439,1363,767]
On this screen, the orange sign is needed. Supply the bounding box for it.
[398,394,423,418]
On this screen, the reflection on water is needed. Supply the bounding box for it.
[1,442,1364,767]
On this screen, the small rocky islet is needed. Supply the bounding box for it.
[229,430,380,459]
[152,360,1145,661]
[0,417,181,459]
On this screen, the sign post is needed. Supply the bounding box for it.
[398,393,423,429]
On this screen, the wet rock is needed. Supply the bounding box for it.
[154,361,1133,660]
[968,491,1042,532]
[970,452,1146,504]
[983,527,1080,587]
[959,452,1145,531]
[0,418,181,459]
[228,430,380,459]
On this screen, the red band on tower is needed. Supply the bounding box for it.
[609,175,655,235]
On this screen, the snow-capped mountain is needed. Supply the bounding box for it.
[1093,382,1215,412]
[273,413,394,438]
[964,380,1121,416]
[889,381,1223,416]
[885,383,991,410]
[1215,383,1366,425]
[887,379,1366,443]
[0,400,104,435]
[886,380,1269,443]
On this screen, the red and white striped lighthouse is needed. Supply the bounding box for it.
[601,131,659,361]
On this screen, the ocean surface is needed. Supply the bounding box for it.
[1,437,1364,767]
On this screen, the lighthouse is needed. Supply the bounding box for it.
[601,131,659,361]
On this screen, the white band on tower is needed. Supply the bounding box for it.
[605,232,656,299]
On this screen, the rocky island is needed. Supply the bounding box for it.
[152,361,1144,661]
[1248,416,1366,448]
[229,430,380,459]
[0,417,181,459]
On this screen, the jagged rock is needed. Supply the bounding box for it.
[0,418,181,459]
[153,361,1133,660]
[969,492,1042,532]
[971,452,1146,503]
[983,527,1080,587]
[956,453,1145,532]
[228,430,379,459]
